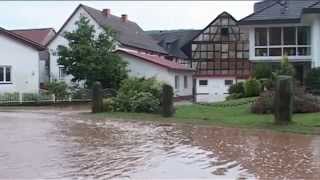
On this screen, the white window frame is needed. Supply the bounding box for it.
[59,67,66,80]
[184,76,188,89]
[253,26,311,60]
[174,75,180,89]
[0,66,12,84]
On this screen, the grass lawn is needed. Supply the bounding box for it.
[97,98,320,135]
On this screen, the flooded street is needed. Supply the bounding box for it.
[0,106,320,179]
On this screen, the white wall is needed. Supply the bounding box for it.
[119,53,193,97]
[48,6,103,86]
[0,34,40,93]
[195,77,236,103]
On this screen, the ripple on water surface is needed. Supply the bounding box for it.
[0,107,319,179]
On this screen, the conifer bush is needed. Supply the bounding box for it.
[161,84,174,117]
[274,76,293,125]
[92,81,103,113]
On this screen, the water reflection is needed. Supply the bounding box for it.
[0,107,319,179]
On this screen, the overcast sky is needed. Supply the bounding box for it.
[0,1,256,31]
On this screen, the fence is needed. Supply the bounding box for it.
[0,88,116,106]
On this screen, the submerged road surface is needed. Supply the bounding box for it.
[0,106,320,179]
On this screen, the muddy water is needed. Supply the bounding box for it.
[0,106,319,179]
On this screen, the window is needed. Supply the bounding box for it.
[184,76,188,89]
[221,28,229,36]
[174,75,180,89]
[269,27,281,45]
[255,28,267,46]
[59,67,66,79]
[199,80,208,86]
[283,27,296,45]
[225,80,233,86]
[0,66,12,83]
[254,26,311,57]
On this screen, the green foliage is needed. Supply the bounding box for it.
[47,80,69,99]
[253,63,273,79]
[276,56,295,76]
[161,84,174,117]
[57,16,128,89]
[305,67,320,93]
[274,76,293,125]
[228,82,244,94]
[226,93,244,100]
[244,79,261,97]
[112,77,162,113]
[92,81,103,113]
[103,98,115,112]
[131,92,160,113]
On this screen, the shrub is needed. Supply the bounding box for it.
[103,98,115,112]
[131,92,160,113]
[92,81,103,113]
[305,67,320,94]
[274,76,293,124]
[244,79,261,97]
[112,77,162,113]
[161,84,174,117]
[253,63,273,79]
[251,91,274,114]
[47,80,69,99]
[226,93,243,100]
[276,56,295,76]
[228,82,244,94]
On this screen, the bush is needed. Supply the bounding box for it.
[251,86,320,114]
[131,92,160,113]
[244,79,261,97]
[112,77,162,113]
[277,56,295,76]
[161,84,174,117]
[305,67,320,94]
[253,63,273,79]
[47,80,69,99]
[228,82,244,94]
[251,91,274,114]
[103,98,115,112]
[226,93,243,100]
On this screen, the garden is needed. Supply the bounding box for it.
[96,57,320,135]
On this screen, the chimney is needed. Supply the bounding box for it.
[102,8,111,16]
[121,14,128,22]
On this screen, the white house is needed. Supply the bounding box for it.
[47,4,194,98]
[239,0,320,83]
[0,27,46,93]
[117,49,194,98]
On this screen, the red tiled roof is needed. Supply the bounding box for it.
[117,49,194,72]
[11,28,55,46]
[0,27,45,50]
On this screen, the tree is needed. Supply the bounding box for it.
[57,16,128,89]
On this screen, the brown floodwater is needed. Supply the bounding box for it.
[0,105,319,179]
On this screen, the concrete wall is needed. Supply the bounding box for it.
[0,34,40,93]
[119,53,193,97]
